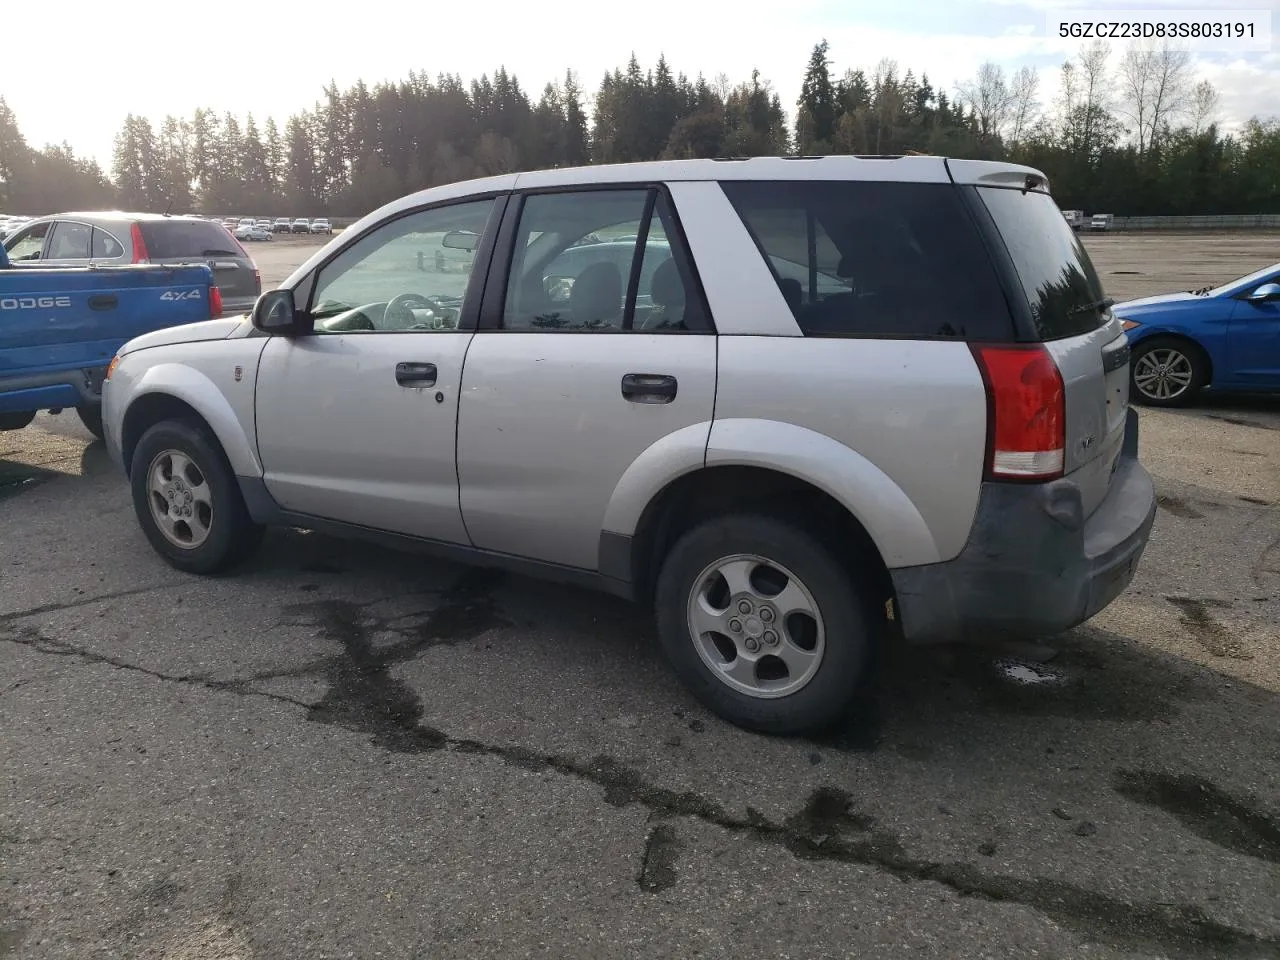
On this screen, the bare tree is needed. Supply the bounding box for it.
[713,72,733,103]
[1191,79,1220,135]
[956,61,1014,140]
[1006,66,1040,145]
[1118,40,1193,154]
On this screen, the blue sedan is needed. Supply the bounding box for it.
[1113,261,1280,406]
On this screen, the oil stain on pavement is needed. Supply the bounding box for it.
[1114,769,1280,864]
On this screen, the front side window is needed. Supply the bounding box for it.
[502,189,703,332]
[47,221,92,259]
[720,180,1014,340]
[4,221,51,262]
[309,198,495,334]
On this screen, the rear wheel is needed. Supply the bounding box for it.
[129,419,264,574]
[654,514,881,735]
[76,404,105,440]
[1130,336,1207,407]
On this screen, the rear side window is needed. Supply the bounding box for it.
[719,180,1013,340]
[977,187,1109,340]
[137,220,242,259]
[92,227,124,259]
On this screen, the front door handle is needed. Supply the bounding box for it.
[88,294,118,310]
[395,362,437,387]
[621,373,677,403]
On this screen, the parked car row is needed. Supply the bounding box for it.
[218,216,332,235]
[0,214,35,240]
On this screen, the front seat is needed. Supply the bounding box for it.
[645,257,686,329]
[570,260,623,328]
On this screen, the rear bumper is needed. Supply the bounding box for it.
[890,408,1157,644]
[0,366,106,414]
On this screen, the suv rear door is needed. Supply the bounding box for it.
[136,218,261,315]
[456,185,716,573]
[961,165,1129,517]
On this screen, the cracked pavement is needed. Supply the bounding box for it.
[2,393,1279,960]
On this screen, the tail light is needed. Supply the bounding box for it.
[253,268,261,293]
[210,285,223,320]
[970,344,1065,481]
[130,223,150,263]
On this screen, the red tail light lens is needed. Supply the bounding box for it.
[130,223,150,263]
[971,344,1065,481]
[210,286,223,320]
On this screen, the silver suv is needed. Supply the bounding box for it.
[100,156,1157,735]
[2,212,261,316]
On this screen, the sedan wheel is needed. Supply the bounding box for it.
[1130,337,1206,408]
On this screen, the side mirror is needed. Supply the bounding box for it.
[442,230,479,252]
[1246,282,1280,303]
[251,289,307,335]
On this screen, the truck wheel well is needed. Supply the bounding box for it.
[121,394,210,476]
[630,465,894,610]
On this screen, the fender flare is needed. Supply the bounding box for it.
[600,421,714,538]
[124,363,261,477]
[702,418,940,568]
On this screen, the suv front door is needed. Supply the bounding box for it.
[254,195,502,542]
[457,186,717,571]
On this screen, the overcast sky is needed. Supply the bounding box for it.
[5,0,1278,167]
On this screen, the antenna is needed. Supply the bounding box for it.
[164,199,173,217]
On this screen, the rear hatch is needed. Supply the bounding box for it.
[974,183,1129,518]
[137,219,260,314]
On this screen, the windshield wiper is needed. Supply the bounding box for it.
[201,248,239,256]
[1068,296,1115,316]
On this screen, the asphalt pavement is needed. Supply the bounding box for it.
[2,231,1279,958]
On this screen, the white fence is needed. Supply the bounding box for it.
[1106,215,1280,231]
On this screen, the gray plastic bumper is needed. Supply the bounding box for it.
[890,408,1156,644]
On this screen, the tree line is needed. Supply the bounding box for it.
[1,40,1277,218]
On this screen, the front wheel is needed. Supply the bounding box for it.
[1130,336,1207,407]
[0,411,36,431]
[129,419,264,574]
[654,514,881,735]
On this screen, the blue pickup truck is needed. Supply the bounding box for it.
[0,261,221,438]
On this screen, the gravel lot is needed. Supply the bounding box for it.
[1,232,1277,960]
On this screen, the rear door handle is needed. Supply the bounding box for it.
[621,373,677,403]
[395,362,437,387]
[88,294,118,310]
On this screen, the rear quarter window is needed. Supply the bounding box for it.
[719,180,1014,340]
[976,187,1110,340]
[138,220,243,259]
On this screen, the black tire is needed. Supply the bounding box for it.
[129,418,264,574]
[653,513,881,736]
[0,411,36,431]
[1129,335,1207,408]
[76,404,105,440]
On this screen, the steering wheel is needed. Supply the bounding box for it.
[384,292,439,329]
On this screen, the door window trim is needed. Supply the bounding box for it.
[297,192,509,335]
[477,182,716,334]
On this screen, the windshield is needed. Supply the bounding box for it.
[978,186,1109,340]
[1208,261,1280,297]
